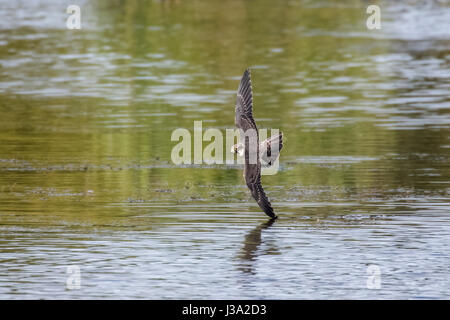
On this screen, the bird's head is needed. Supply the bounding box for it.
[231,143,244,156]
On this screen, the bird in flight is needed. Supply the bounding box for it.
[231,68,283,219]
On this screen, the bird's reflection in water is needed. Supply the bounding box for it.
[236,218,280,274]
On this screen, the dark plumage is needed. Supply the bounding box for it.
[235,69,278,219]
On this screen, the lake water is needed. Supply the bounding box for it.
[0,0,449,299]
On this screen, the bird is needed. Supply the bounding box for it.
[231,68,283,219]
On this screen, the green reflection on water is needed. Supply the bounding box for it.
[0,0,448,225]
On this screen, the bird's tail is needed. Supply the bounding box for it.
[266,132,283,154]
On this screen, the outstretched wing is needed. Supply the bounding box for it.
[246,170,277,219]
[235,68,258,133]
[235,69,277,219]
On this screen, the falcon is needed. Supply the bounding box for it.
[231,68,283,219]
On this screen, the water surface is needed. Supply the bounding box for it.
[0,0,449,299]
